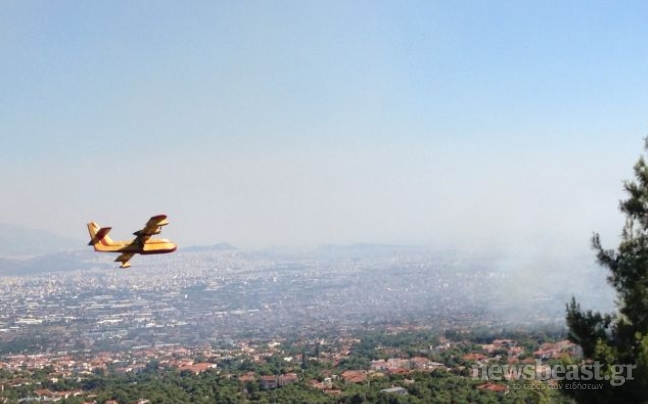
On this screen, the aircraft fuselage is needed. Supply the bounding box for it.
[94,238,177,254]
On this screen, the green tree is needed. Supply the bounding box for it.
[565,140,648,403]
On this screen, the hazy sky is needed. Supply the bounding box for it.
[2,1,648,249]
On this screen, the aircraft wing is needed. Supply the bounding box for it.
[115,253,134,268]
[132,214,169,244]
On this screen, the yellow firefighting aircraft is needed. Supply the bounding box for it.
[87,214,177,268]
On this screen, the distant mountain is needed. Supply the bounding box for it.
[0,223,81,256]
[0,250,104,276]
[0,256,20,273]
[180,243,237,253]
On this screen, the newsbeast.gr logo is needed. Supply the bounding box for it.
[471,360,637,387]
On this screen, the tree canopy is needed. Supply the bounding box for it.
[566,140,648,403]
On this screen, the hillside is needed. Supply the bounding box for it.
[0,224,81,256]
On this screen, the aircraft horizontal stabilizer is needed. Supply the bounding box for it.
[88,227,112,245]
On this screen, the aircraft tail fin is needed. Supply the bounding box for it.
[87,221,114,249]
